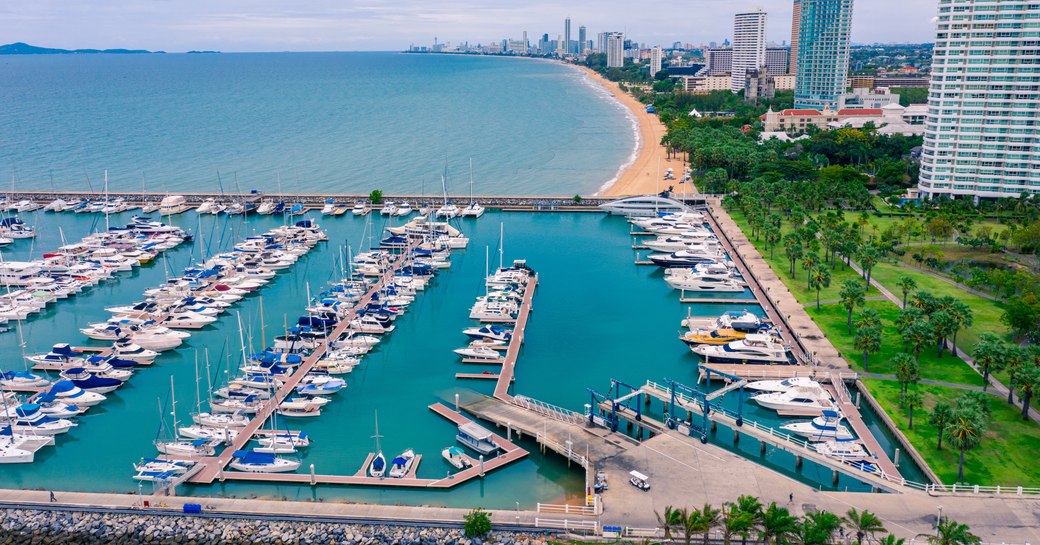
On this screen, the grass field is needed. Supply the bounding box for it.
[805,300,982,386]
[863,378,1040,486]
[870,261,1010,350]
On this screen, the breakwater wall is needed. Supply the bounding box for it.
[3,191,709,211]
[0,507,554,545]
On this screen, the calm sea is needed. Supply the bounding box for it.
[0,53,633,195]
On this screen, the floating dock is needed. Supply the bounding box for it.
[493,274,537,400]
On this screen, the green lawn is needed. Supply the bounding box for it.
[870,261,1010,351]
[863,378,1040,486]
[805,300,982,386]
[729,210,880,302]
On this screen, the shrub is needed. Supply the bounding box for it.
[369,190,383,204]
[463,508,492,538]
[573,195,583,204]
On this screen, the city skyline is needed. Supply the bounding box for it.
[2,0,938,52]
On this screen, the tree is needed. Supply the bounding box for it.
[840,279,867,333]
[1015,364,1040,420]
[802,252,821,288]
[947,301,974,358]
[758,502,799,545]
[845,507,886,545]
[735,495,763,545]
[893,353,919,406]
[799,510,843,545]
[855,308,882,331]
[808,265,832,310]
[878,534,907,545]
[904,320,934,363]
[1001,296,1040,339]
[857,245,882,288]
[946,408,986,482]
[656,506,678,541]
[928,518,980,545]
[699,503,721,545]
[719,502,756,545]
[896,275,917,307]
[854,325,882,373]
[895,306,923,350]
[660,506,712,545]
[463,508,492,537]
[1004,346,1025,404]
[368,189,384,204]
[785,241,804,279]
[971,333,1007,392]
[766,229,782,259]
[929,402,954,450]
[930,310,958,358]
[905,390,923,429]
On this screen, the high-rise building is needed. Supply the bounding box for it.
[732,10,768,93]
[606,32,625,68]
[650,46,663,78]
[918,0,1040,201]
[766,47,790,75]
[597,32,607,53]
[794,0,854,110]
[705,47,733,76]
[789,0,801,76]
[578,26,587,55]
[564,17,571,56]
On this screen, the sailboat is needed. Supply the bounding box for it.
[459,159,485,218]
[368,410,386,478]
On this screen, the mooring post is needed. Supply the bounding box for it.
[894,448,901,467]
[479,455,485,477]
[310,464,316,486]
[507,422,512,441]
[795,455,803,469]
[833,470,840,485]
[760,441,767,455]
[733,430,740,444]
[455,393,459,412]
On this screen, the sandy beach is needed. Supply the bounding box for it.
[577,66,686,197]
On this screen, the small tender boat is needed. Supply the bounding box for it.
[442,446,472,470]
[388,448,415,478]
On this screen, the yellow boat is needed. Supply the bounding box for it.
[680,327,746,346]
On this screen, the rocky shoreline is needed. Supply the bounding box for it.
[0,508,554,545]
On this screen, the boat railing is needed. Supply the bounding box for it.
[512,395,585,426]
[534,517,598,534]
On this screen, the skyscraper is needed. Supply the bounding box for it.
[597,32,607,53]
[606,32,625,68]
[578,26,587,55]
[918,0,1040,201]
[789,0,801,76]
[731,10,767,93]
[564,17,571,56]
[793,0,854,110]
[650,47,663,78]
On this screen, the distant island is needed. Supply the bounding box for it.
[0,42,164,55]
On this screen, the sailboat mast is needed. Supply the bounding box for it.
[498,222,504,271]
[103,170,110,232]
[236,312,248,370]
[169,375,179,440]
[259,296,266,350]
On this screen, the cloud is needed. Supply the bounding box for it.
[0,0,937,51]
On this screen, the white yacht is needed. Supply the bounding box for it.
[599,194,690,217]
[753,385,837,414]
[689,334,790,364]
[814,440,873,463]
[460,202,485,218]
[394,202,413,216]
[746,376,821,393]
[436,203,460,219]
[379,202,398,216]
[453,346,502,360]
[780,410,855,442]
[156,195,189,215]
[352,202,371,216]
[388,448,415,478]
[664,271,743,292]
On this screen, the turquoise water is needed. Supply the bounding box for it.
[0,211,894,505]
[0,53,632,196]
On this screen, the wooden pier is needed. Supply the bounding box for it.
[820,377,901,478]
[455,373,501,381]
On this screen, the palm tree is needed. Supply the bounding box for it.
[809,265,832,310]
[858,245,882,288]
[656,505,678,541]
[896,306,923,350]
[840,279,867,333]
[928,518,980,545]
[896,275,917,307]
[894,353,920,406]
[719,502,755,545]
[930,310,958,358]
[1015,363,1040,420]
[758,502,799,545]
[905,320,934,363]
[854,324,882,373]
[1003,346,1025,404]
[735,495,763,545]
[905,390,924,429]
[699,503,721,545]
[785,241,804,279]
[972,333,1007,392]
[800,511,843,545]
[845,507,886,545]
[948,301,973,358]
[929,402,954,450]
[947,409,986,481]
[803,252,821,288]
[878,534,906,545]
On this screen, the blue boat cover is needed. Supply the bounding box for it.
[234,450,276,465]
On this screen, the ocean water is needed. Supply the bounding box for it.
[0,210,894,504]
[0,53,633,196]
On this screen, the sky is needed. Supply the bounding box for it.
[1,1,939,52]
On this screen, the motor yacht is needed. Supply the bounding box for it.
[46,380,106,407]
[679,327,748,346]
[814,440,873,463]
[648,248,723,268]
[388,448,415,478]
[453,346,502,360]
[379,202,398,216]
[110,342,159,362]
[599,194,690,217]
[780,410,855,441]
[442,446,472,469]
[689,334,791,364]
[746,376,821,393]
[463,324,512,343]
[664,271,743,292]
[158,195,190,215]
[0,370,51,389]
[352,202,371,216]
[752,385,837,414]
[1,404,76,436]
[59,369,124,393]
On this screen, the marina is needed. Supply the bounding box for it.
[0,201,953,516]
